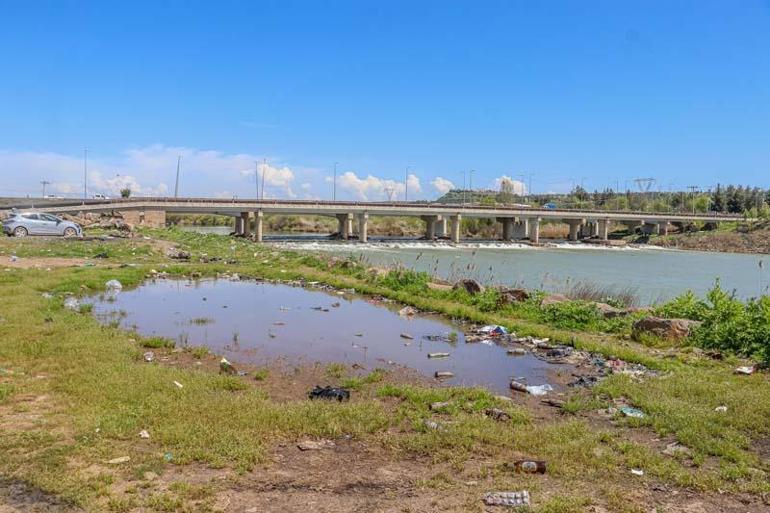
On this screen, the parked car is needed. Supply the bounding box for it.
[543,202,557,209]
[2,212,82,237]
[92,194,110,200]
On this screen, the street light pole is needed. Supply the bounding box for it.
[83,149,88,200]
[261,159,267,200]
[405,166,410,202]
[469,170,475,204]
[333,162,338,201]
[174,155,181,198]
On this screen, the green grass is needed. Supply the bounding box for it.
[1,231,770,510]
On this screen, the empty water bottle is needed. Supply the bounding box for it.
[483,491,530,507]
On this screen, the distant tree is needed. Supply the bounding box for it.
[711,184,725,213]
[498,178,515,204]
[120,187,132,198]
[571,185,589,202]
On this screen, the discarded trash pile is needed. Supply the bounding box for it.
[465,324,658,395]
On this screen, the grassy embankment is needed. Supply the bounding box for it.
[0,230,769,512]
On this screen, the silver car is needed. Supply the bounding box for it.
[2,212,82,237]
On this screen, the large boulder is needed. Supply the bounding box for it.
[453,279,485,295]
[594,302,625,318]
[632,316,701,340]
[497,287,530,305]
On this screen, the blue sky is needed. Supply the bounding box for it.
[1,0,769,199]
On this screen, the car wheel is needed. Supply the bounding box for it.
[13,227,28,237]
[63,227,77,237]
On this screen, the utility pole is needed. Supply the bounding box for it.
[469,170,475,204]
[40,180,50,197]
[174,155,181,198]
[405,166,410,202]
[461,170,467,205]
[83,149,88,200]
[333,162,338,201]
[254,161,259,199]
[261,158,267,200]
[687,185,699,214]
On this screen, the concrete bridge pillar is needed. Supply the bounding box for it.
[358,213,369,243]
[438,217,448,238]
[513,219,528,239]
[240,212,251,237]
[450,214,462,243]
[565,219,584,241]
[336,213,353,240]
[254,210,264,242]
[657,221,670,236]
[598,219,609,240]
[422,215,439,240]
[498,217,514,241]
[235,216,244,235]
[623,220,643,234]
[529,217,541,244]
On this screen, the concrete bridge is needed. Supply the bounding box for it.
[10,197,743,243]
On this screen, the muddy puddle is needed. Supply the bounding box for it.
[89,278,575,394]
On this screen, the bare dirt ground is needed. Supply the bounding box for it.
[652,228,770,255]
[0,256,88,269]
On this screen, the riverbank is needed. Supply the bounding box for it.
[1,230,768,512]
[650,223,770,255]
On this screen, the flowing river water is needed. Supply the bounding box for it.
[178,226,768,304]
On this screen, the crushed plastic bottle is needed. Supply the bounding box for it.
[483,491,530,507]
[513,460,546,474]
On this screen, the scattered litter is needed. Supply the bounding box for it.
[139,430,150,439]
[10,255,18,262]
[715,405,728,413]
[524,384,553,396]
[279,306,291,311]
[272,322,286,326]
[483,491,530,507]
[662,442,691,457]
[331,302,341,308]
[63,297,80,311]
[507,348,526,356]
[41,292,53,299]
[735,365,755,375]
[494,395,513,403]
[163,452,173,462]
[143,352,155,362]
[220,358,237,375]
[107,456,131,465]
[105,279,123,291]
[354,333,363,337]
[297,439,336,451]
[430,401,450,411]
[630,469,644,476]
[400,333,414,340]
[434,371,454,379]
[427,352,450,359]
[423,419,443,430]
[398,306,418,317]
[173,381,184,389]
[619,406,646,419]
[541,398,565,409]
[513,460,546,474]
[484,408,511,422]
[308,385,350,402]
[478,325,508,336]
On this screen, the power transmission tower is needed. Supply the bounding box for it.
[686,185,700,214]
[384,185,395,202]
[40,180,50,197]
[633,177,655,192]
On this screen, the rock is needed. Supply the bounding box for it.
[541,294,569,306]
[398,306,418,317]
[400,333,414,340]
[453,279,485,295]
[105,279,123,291]
[63,297,81,311]
[662,442,691,457]
[484,408,511,422]
[594,302,625,318]
[632,317,701,340]
[297,439,335,451]
[497,287,530,305]
[139,430,150,439]
[143,471,158,481]
[430,401,451,411]
[166,248,191,260]
[107,456,131,465]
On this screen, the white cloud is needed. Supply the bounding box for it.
[431,177,455,195]
[332,171,422,201]
[492,175,527,195]
[0,145,300,199]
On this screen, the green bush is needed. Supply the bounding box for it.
[660,283,770,364]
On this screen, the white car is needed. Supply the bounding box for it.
[92,194,110,200]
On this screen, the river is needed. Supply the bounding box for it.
[176,227,767,304]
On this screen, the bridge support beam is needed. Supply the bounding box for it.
[498,217,514,241]
[598,219,609,240]
[580,221,598,239]
[566,219,584,241]
[450,214,462,243]
[240,212,251,238]
[358,213,368,243]
[254,210,263,242]
[422,215,439,240]
[438,217,448,238]
[657,221,670,236]
[336,213,353,240]
[529,217,541,244]
[513,219,528,239]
